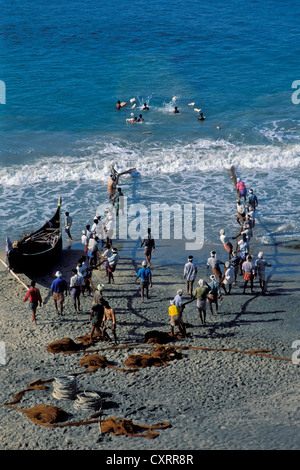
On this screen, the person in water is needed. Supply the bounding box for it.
[143,103,149,110]
[138,114,144,122]
[173,106,180,114]
[198,112,205,121]
[236,177,247,201]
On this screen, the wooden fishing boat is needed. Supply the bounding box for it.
[7,196,63,273]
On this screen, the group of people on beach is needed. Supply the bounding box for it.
[166,175,272,334]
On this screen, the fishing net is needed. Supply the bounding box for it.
[11,405,68,426]
[100,417,171,439]
[47,337,81,354]
[144,330,173,344]
[79,354,133,373]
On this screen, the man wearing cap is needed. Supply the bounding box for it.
[206,251,225,280]
[242,255,256,294]
[93,284,105,305]
[173,289,183,309]
[81,230,88,254]
[219,229,233,260]
[193,279,210,325]
[207,275,223,315]
[221,261,235,295]
[168,300,186,338]
[255,252,271,294]
[51,271,68,316]
[136,260,152,302]
[247,189,258,210]
[236,199,246,225]
[236,177,247,201]
[183,256,198,297]
[107,248,119,284]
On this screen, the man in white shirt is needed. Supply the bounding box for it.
[69,268,84,312]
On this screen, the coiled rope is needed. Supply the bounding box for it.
[73,391,102,412]
[52,376,78,400]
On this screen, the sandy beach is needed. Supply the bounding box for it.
[0,235,300,453]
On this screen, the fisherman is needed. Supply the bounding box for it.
[51,271,68,316]
[69,268,84,312]
[111,187,124,216]
[206,250,225,280]
[236,177,247,201]
[102,303,117,345]
[81,230,88,254]
[255,251,271,294]
[183,256,198,297]
[221,261,235,295]
[93,283,105,305]
[247,189,258,210]
[87,233,99,266]
[193,279,210,325]
[168,300,186,338]
[236,199,246,225]
[135,260,152,303]
[106,247,119,284]
[76,258,92,297]
[107,174,117,200]
[140,227,155,267]
[65,212,72,240]
[89,298,108,341]
[173,289,183,309]
[242,254,256,294]
[229,250,241,284]
[219,229,233,260]
[207,275,223,315]
[247,205,256,228]
[23,280,43,326]
[104,214,114,247]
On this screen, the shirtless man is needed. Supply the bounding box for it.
[102,304,117,345]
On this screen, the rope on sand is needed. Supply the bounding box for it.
[73,391,102,412]
[52,376,78,400]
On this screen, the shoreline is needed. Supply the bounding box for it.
[0,238,300,450]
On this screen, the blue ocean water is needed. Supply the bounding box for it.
[0,0,300,256]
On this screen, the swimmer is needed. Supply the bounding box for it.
[173,106,180,114]
[143,103,149,110]
[137,114,144,122]
[198,112,205,121]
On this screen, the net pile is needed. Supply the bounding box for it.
[100,417,171,439]
[79,354,133,373]
[13,405,68,426]
[124,346,184,369]
[144,330,173,344]
[47,337,81,354]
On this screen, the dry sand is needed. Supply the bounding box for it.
[0,239,300,452]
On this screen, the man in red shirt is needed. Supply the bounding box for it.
[23,281,43,325]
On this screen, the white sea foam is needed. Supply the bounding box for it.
[1,137,299,188]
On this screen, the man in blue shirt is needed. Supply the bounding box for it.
[136,261,152,303]
[51,271,68,316]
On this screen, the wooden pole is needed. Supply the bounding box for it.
[0,257,29,290]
